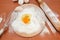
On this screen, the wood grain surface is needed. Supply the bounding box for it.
[0,0,60,40]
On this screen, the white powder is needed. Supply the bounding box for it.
[40,26,50,36]
[24,0,29,3]
[0,17,2,23]
[11,6,45,34]
[18,0,24,5]
[40,3,56,33]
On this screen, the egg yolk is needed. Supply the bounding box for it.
[22,14,31,24]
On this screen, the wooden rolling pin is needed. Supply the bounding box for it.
[38,0,60,32]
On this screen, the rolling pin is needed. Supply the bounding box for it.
[38,0,60,32]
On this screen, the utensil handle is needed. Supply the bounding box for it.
[40,2,60,31]
[0,28,4,36]
[0,24,7,36]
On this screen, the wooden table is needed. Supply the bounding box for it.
[0,0,60,40]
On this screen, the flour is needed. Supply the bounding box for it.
[11,7,44,34]
[40,26,50,36]
[0,17,2,23]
